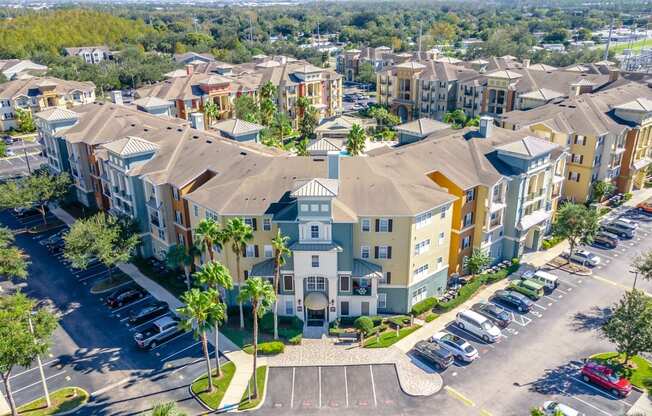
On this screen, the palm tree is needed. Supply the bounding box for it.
[296,96,310,119]
[150,402,187,416]
[177,288,224,393]
[237,277,276,400]
[346,123,366,156]
[194,218,222,262]
[271,230,290,339]
[224,218,254,329]
[165,244,198,289]
[203,100,220,126]
[259,81,277,102]
[194,260,234,375]
[270,113,293,148]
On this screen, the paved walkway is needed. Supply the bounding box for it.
[627,392,652,415]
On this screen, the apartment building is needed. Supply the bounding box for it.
[0,59,47,80]
[64,46,114,65]
[136,57,343,127]
[0,76,95,131]
[501,81,651,201]
[336,46,441,82]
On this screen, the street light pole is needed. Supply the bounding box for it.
[28,314,51,408]
[631,269,639,290]
[22,139,31,175]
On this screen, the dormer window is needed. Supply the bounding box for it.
[310,225,320,239]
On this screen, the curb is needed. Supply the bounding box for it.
[233,366,269,413]
[394,358,444,397]
[188,374,217,413]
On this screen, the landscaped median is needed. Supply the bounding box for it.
[238,366,268,411]
[5,387,89,416]
[220,309,303,353]
[89,271,132,294]
[190,362,237,411]
[591,352,652,392]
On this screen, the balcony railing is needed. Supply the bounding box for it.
[352,278,372,296]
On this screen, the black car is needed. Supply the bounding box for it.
[106,286,146,308]
[14,207,42,218]
[128,301,169,325]
[471,302,511,328]
[491,290,533,313]
[413,340,454,370]
[593,231,619,249]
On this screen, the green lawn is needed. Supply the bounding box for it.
[606,39,652,55]
[363,325,421,348]
[239,366,268,411]
[591,352,652,390]
[89,272,132,293]
[13,387,88,416]
[131,256,188,298]
[190,361,236,410]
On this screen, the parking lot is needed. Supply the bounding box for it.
[0,141,46,179]
[1,209,213,415]
[342,84,376,113]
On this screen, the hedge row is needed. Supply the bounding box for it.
[410,297,438,316]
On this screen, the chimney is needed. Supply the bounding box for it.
[185,64,194,76]
[608,68,620,82]
[190,112,205,131]
[479,115,494,138]
[327,150,340,179]
[110,90,123,105]
[522,59,530,68]
[568,84,580,97]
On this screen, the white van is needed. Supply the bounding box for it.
[455,310,501,343]
[525,270,559,292]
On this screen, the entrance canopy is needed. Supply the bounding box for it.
[304,292,328,310]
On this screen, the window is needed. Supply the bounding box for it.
[463,212,474,228]
[466,189,475,202]
[301,204,309,212]
[340,301,350,316]
[311,255,319,268]
[376,246,391,259]
[193,205,199,217]
[244,217,255,228]
[320,204,329,212]
[175,211,183,225]
[306,276,326,291]
[285,300,294,315]
[438,232,445,245]
[263,218,272,231]
[378,293,387,309]
[568,171,581,182]
[361,246,370,259]
[264,245,273,258]
[377,218,391,232]
[310,204,319,212]
[412,286,427,305]
[414,239,431,255]
[158,229,165,240]
[245,244,256,257]
[310,225,320,239]
[462,236,471,249]
[380,272,391,284]
[172,187,180,201]
[415,211,432,229]
[361,218,371,232]
[340,275,350,291]
[414,264,429,279]
[440,206,447,219]
[571,154,584,164]
[206,210,218,221]
[283,275,294,291]
[437,256,444,267]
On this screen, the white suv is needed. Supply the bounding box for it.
[568,249,601,267]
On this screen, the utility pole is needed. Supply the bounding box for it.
[604,16,614,61]
[28,314,50,407]
[22,138,31,174]
[249,15,253,43]
[418,23,423,59]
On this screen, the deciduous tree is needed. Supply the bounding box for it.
[553,203,599,261]
[464,249,491,279]
[601,290,652,365]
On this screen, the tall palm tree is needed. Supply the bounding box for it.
[177,288,224,393]
[296,96,310,119]
[346,123,366,156]
[194,260,234,376]
[237,277,276,400]
[271,230,290,340]
[224,218,254,329]
[150,402,187,416]
[165,244,199,289]
[203,100,220,126]
[194,218,222,262]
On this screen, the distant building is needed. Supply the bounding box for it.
[0,59,47,80]
[64,46,114,65]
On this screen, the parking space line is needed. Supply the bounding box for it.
[343,367,348,408]
[571,377,632,405]
[169,357,202,374]
[10,359,58,379]
[290,367,295,408]
[78,270,109,282]
[569,395,613,416]
[369,365,377,407]
[318,366,322,408]
[111,296,151,314]
[533,303,546,311]
[161,341,200,362]
[444,386,475,407]
[129,314,173,331]
[13,370,66,394]
[544,295,558,303]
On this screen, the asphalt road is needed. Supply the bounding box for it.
[0,209,214,416]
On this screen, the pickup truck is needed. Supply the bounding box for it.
[133,316,182,349]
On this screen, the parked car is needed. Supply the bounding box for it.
[455,310,501,342]
[601,222,636,239]
[413,340,454,370]
[134,316,182,349]
[593,231,619,249]
[521,270,559,293]
[430,331,479,362]
[568,249,601,266]
[491,289,533,313]
[106,286,146,308]
[614,217,639,229]
[2,136,14,145]
[39,230,66,246]
[508,278,544,300]
[471,302,511,328]
[637,202,652,215]
[581,361,632,397]
[14,206,42,218]
[128,301,169,326]
[541,401,584,416]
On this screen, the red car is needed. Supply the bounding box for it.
[581,361,632,397]
[637,202,652,215]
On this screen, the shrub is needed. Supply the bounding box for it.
[388,315,410,327]
[542,235,564,250]
[623,192,633,201]
[288,334,302,345]
[410,297,438,316]
[257,341,285,355]
[425,312,439,323]
[353,316,374,335]
[436,278,484,313]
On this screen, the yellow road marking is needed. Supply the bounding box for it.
[591,274,652,296]
[444,386,475,407]
[480,410,494,416]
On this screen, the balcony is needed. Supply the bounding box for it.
[352,277,372,296]
[526,188,546,202]
[150,215,161,228]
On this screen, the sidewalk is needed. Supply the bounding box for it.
[49,205,253,412]
[627,393,652,415]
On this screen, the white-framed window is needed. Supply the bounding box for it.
[339,275,350,291]
[437,256,444,267]
[306,276,326,291]
[311,255,319,268]
[412,286,427,305]
[310,225,320,239]
[283,275,294,291]
[463,212,474,228]
[466,189,475,202]
[438,231,445,245]
[193,205,199,217]
[320,204,329,212]
[206,210,218,221]
[378,218,390,232]
[462,236,471,249]
[378,293,387,309]
[440,206,447,219]
[158,229,165,240]
[285,300,294,315]
[414,264,429,279]
[415,211,433,229]
[568,171,581,182]
[263,218,272,231]
[340,301,350,315]
[361,246,370,259]
[244,217,254,228]
[310,204,319,212]
[172,187,180,201]
[264,245,273,258]
[245,244,256,257]
[361,218,371,232]
[414,239,431,255]
[300,204,309,212]
[378,246,389,259]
